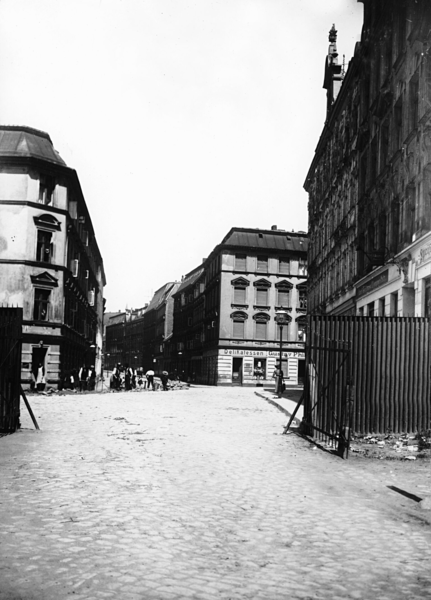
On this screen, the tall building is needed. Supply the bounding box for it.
[170,227,308,386]
[0,126,106,387]
[305,1,431,317]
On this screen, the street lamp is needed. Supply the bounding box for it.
[275,309,289,397]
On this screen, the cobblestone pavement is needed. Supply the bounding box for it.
[1,387,430,600]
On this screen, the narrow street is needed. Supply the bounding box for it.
[0,387,430,600]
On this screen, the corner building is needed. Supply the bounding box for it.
[0,126,106,387]
[199,227,308,386]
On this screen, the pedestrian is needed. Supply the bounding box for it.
[78,364,88,392]
[111,363,121,390]
[160,370,169,391]
[124,364,132,390]
[36,362,45,392]
[272,364,284,394]
[87,365,96,391]
[145,368,155,391]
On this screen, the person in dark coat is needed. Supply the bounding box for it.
[78,365,88,392]
[160,371,169,391]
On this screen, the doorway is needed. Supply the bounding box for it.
[232,358,243,385]
[31,346,48,389]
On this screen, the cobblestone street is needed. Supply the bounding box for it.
[1,387,430,600]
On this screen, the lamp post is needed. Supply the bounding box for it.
[275,310,289,397]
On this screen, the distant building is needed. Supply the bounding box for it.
[0,126,106,387]
[170,227,308,386]
[141,283,180,373]
[104,306,147,371]
[104,312,126,371]
[305,3,431,317]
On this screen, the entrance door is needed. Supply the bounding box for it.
[32,346,47,385]
[232,358,243,385]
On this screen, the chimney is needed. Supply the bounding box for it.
[271,225,277,231]
[323,25,343,117]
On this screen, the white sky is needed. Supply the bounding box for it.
[0,0,363,311]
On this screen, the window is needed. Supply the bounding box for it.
[297,318,307,342]
[71,258,79,278]
[298,258,307,276]
[279,259,290,274]
[233,319,245,338]
[33,288,50,321]
[38,176,54,205]
[88,289,95,307]
[234,286,246,304]
[256,287,268,306]
[235,254,246,271]
[379,297,385,316]
[36,230,53,263]
[277,288,290,307]
[424,279,431,318]
[394,97,403,149]
[254,313,269,340]
[257,256,267,272]
[297,286,307,310]
[368,302,375,317]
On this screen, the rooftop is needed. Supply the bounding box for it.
[0,125,66,166]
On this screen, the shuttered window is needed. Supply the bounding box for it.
[257,256,267,272]
[255,321,267,340]
[234,287,246,304]
[277,289,290,307]
[233,320,245,338]
[235,254,246,271]
[256,288,268,305]
[279,259,290,274]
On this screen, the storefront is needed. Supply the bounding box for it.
[203,345,305,387]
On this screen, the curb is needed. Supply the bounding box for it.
[254,391,302,427]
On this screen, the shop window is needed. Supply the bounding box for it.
[279,258,290,274]
[36,230,53,263]
[235,254,246,271]
[253,359,266,380]
[33,288,51,321]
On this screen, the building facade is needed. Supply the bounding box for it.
[0,126,106,387]
[305,1,431,318]
[141,282,179,373]
[169,227,308,386]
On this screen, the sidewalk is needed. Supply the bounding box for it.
[254,385,303,426]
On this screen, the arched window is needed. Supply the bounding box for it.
[253,312,270,340]
[231,311,248,339]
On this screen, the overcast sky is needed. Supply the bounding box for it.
[0,0,363,311]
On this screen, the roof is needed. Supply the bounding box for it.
[175,267,205,295]
[106,312,126,326]
[145,282,178,313]
[0,126,66,166]
[220,228,309,253]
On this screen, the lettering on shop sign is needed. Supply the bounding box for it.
[223,349,305,358]
[224,349,266,356]
[268,351,305,359]
[417,242,431,266]
[356,269,388,299]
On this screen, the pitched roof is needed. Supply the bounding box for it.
[0,126,66,166]
[220,228,309,252]
[146,282,178,312]
[175,267,205,295]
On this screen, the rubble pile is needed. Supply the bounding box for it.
[350,431,431,461]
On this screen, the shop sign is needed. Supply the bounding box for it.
[223,349,304,359]
[356,269,388,299]
[417,241,431,266]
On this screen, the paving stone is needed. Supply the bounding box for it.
[0,387,430,600]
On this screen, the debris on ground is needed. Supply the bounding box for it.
[349,430,431,461]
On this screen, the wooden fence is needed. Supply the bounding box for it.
[0,307,23,433]
[303,316,431,443]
